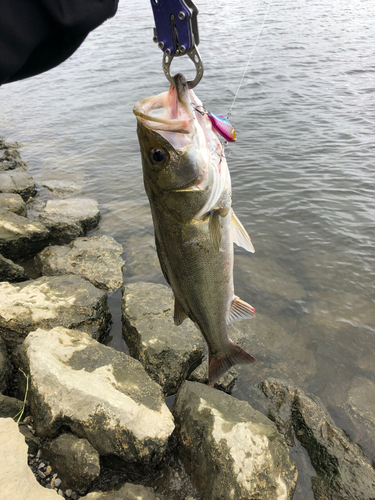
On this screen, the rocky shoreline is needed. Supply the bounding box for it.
[1,138,375,500]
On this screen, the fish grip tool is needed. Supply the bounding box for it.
[150,0,203,88]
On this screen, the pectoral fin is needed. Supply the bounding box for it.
[228,296,255,324]
[174,296,189,325]
[231,212,255,253]
[209,208,230,253]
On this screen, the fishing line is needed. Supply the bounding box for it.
[226,0,273,120]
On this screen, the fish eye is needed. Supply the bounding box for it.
[150,148,167,166]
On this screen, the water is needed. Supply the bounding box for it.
[1,0,375,496]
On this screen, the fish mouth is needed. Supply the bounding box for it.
[133,73,195,136]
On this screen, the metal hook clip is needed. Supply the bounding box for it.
[162,46,203,89]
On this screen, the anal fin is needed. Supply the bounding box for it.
[174,296,188,326]
[208,341,256,386]
[231,211,255,253]
[228,296,255,324]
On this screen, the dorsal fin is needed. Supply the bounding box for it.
[174,296,189,326]
[231,211,255,253]
[228,296,255,324]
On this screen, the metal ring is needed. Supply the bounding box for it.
[162,47,204,89]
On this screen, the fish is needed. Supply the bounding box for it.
[133,73,256,385]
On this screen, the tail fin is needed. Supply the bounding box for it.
[208,341,256,386]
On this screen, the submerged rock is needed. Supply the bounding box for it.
[0,254,29,282]
[172,381,298,500]
[341,376,375,465]
[18,327,175,467]
[0,417,60,500]
[260,378,375,500]
[0,192,27,216]
[124,234,162,282]
[82,483,171,500]
[0,210,49,260]
[36,235,125,292]
[38,198,100,242]
[41,179,83,197]
[0,275,111,353]
[0,335,12,393]
[0,169,35,200]
[42,434,100,494]
[122,282,204,396]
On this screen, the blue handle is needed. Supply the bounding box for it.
[150,0,198,56]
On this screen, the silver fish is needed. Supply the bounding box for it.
[134,74,256,385]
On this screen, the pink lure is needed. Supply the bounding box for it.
[208,112,237,142]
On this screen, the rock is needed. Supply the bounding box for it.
[0,335,12,392]
[188,354,238,394]
[0,192,27,216]
[0,275,111,353]
[82,483,171,500]
[0,254,29,282]
[18,327,175,467]
[0,142,28,171]
[0,169,35,200]
[42,434,100,494]
[124,234,163,282]
[122,282,204,396]
[0,393,24,418]
[0,210,49,260]
[0,417,60,499]
[36,235,124,292]
[172,381,298,500]
[260,378,375,500]
[38,198,100,242]
[41,179,83,197]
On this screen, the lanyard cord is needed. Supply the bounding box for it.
[226,0,273,120]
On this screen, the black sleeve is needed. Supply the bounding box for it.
[0,0,119,85]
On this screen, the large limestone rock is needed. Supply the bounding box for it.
[38,198,100,241]
[82,483,171,500]
[36,235,124,292]
[172,381,298,500]
[260,379,375,500]
[122,282,204,396]
[0,254,29,282]
[0,192,27,216]
[0,417,60,500]
[0,210,49,260]
[42,433,100,494]
[0,335,12,393]
[18,327,175,467]
[0,169,35,200]
[0,275,111,352]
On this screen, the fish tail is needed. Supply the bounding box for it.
[208,341,256,386]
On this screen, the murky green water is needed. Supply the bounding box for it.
[1,0,375,497]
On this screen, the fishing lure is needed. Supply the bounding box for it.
[195,106,236,142]
[208,112,236,142]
